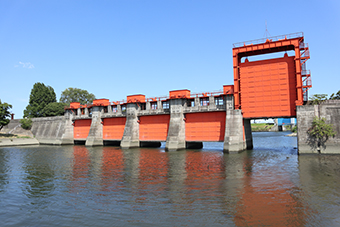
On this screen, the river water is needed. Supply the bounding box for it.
[1,132,340,226]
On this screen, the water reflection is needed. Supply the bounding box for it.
[2,132,339,226]
[71,146,90,190]
[298,155,340,226]
[67,142,311,226]
[21,147,56,201]
[100,147,124,192]
[0,148,9,193]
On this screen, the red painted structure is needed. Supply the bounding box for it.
[103,117,126,140]
[67,32,312,143]
[233,32,311,118]
[74,119,91,139]
[239,54,297,118]
[185,112,226,142]
[139,115,170,141]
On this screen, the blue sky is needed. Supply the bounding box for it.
[1,0,340,118]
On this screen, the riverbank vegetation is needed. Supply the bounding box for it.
[0,100,12,131]
[0,133,31,139]
[251,123,274,132]
[307,117,336,150]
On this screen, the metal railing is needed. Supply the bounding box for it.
[233,32,304,48]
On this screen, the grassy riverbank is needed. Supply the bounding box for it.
[0,133,32,139]
[251,123,274,132]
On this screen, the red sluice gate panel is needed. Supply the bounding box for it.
[139,115,170,141]
[185,112,226,142]
[103,117,126,140]
[74,119,91,139]
[239,55,297,119]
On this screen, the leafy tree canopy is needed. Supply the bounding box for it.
[24,82,57,118]
[308,94,328,105]
[42,102,66,117]
[0,100,12,131]
[329,90,340,100]
[60,87,96,105]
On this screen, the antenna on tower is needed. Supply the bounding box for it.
[263,20,271,38]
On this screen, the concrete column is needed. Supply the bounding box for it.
[243,118,253,150]
[117,104,122,114]
[121,103,140,148]
[146,101,151,110]
[225,95,234,110]
[77,108,81,116]
[61,110,74,145]
[157,100,162,109]
[209,96,216,108]
[223,109,245,153]
[165,99,186,151]
[85,106,103,146]
[84,107,89,116]
[194,97,200,107]
[108,105,112,113]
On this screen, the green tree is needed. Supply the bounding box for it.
[307,117,336,151]
[0,100,12,131]
[20,118,32,130]
[59,87,96,105]
[42,102,66,117]
[329,90,340,100]
[24,82,57,118]
[308,94,328,105]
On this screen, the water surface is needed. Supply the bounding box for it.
[1,132,340,226]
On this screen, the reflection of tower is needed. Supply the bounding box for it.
[167,151,187,203]
[220,153,247,218]
[122,148,141,188]
[86,146,103,190]
[233,157,306,226]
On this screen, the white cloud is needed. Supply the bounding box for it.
[18,62,34,69]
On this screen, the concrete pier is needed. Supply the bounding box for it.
[85,106,104,146]
[223,110,245,153]
[121,103,140,148]
[165,99,186,151]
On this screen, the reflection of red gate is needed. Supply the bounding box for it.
[103,117,126,140]
[185,112,226,142]
[74,119,91,139]
[139,115,170,141]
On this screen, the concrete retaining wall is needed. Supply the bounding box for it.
[0,138,39,147]
[297,100,340,154]
[31,114,74,145]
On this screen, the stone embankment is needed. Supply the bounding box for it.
[0,120,39,147]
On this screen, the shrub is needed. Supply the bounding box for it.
[20,118,32,130]
[291,125,297,133]
[307,117,336,150]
